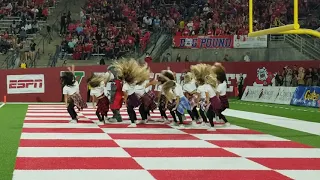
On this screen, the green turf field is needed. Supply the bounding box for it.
[0,105,28,180]
[230,100,319,122]
[0,102,319,180]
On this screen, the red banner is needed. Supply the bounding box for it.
[173,35,234,49]
[0,61,318,102]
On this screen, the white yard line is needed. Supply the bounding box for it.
[231,101,319,113]
[224,109,320,136]
[0,103,5,109]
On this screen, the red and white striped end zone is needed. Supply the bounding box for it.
[12,105,320,180]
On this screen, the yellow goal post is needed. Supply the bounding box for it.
[248,0,320,38]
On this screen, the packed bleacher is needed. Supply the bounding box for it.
[172,0,313,36]
[0,0,59,69]
[60,0,170,60]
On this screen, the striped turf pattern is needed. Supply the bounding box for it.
[12,105,320,180]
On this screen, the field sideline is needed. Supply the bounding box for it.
[0,102,319,180]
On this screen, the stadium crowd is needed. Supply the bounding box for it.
[58,0,320,60]
[0,0,56,55]
[60,0,169,60]
[172,0,313,36]
[275,65,320,87]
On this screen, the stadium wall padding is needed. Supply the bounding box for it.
[0,61,318,102]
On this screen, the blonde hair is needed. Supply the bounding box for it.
[89,74,109,88]
[190,64,214,85]
[212,62,227,83]
[161,80,176,101]
[157,70,175,84]
[112,58,150,85]
[205,74,218,89]
[183,72,193,84]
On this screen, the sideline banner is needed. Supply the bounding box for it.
[233,35,267,48]
[241,86,296,105]
[290,86,320,108]
[7,74,45,94]
[173,35,234,49]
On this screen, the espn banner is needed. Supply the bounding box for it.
[290,86,320,108]
[233,35,268,48]
[173,35,234,49]
[241,86,296,105]
[7,74,45,94]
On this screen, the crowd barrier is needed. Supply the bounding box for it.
[291,86,320,108]
[242,86,320,108]
[241,86,297,105]
[0,61,319,102]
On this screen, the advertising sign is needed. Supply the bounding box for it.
[233,35,268,48]
[173,35,234,49]
[7,74,45,94]
[242,86,296,105]
[290,86,320,108]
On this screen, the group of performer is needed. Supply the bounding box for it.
[60,59,230,131]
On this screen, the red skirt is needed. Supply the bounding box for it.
[210,96,221,112]
[219,95,229,111]
[68,93,87,110]
[141,91,157,111]
[110,93,123,110]
[96,96,109,116]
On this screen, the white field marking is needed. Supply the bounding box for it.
[192,134,288,141]
[24,117,74,120]
[225,148,320,158]
[26,113,71,116]
[225,109,320,136]
[23,123,99,128]
[276,170,320,180]
[0,103,5,109]
[231,101,319,113]
[27,109,69,113]
[172,124,248,130]
[115,140,217,148]
[102,128,186,134]
[5,102,64,105]
[12,170,156,180]
[17,147,131,157]
[133,157,269,170]
[20,133,112,140]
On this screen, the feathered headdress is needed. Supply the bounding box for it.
[161,80,176,101]
[190,63,214,85]
[212,62,227,83]
[112,58,150,85]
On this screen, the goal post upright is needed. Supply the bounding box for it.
[248,0,320,38]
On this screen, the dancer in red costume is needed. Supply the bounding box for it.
[107,66,123,122]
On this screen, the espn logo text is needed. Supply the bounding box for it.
[7,74,45,94]
[9,79,43,89]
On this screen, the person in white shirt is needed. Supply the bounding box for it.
[162,80,195,127]
[183,72,200,125]
[62,65,87,123]
[191,63,220,131]
[203,74,221,131]
[113,59,150,127]
[213,63,230,126]
[157,70,176,123]
[88,72,113,125]
[137,79,157,124]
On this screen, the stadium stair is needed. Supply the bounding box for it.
[34,0,87,68]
